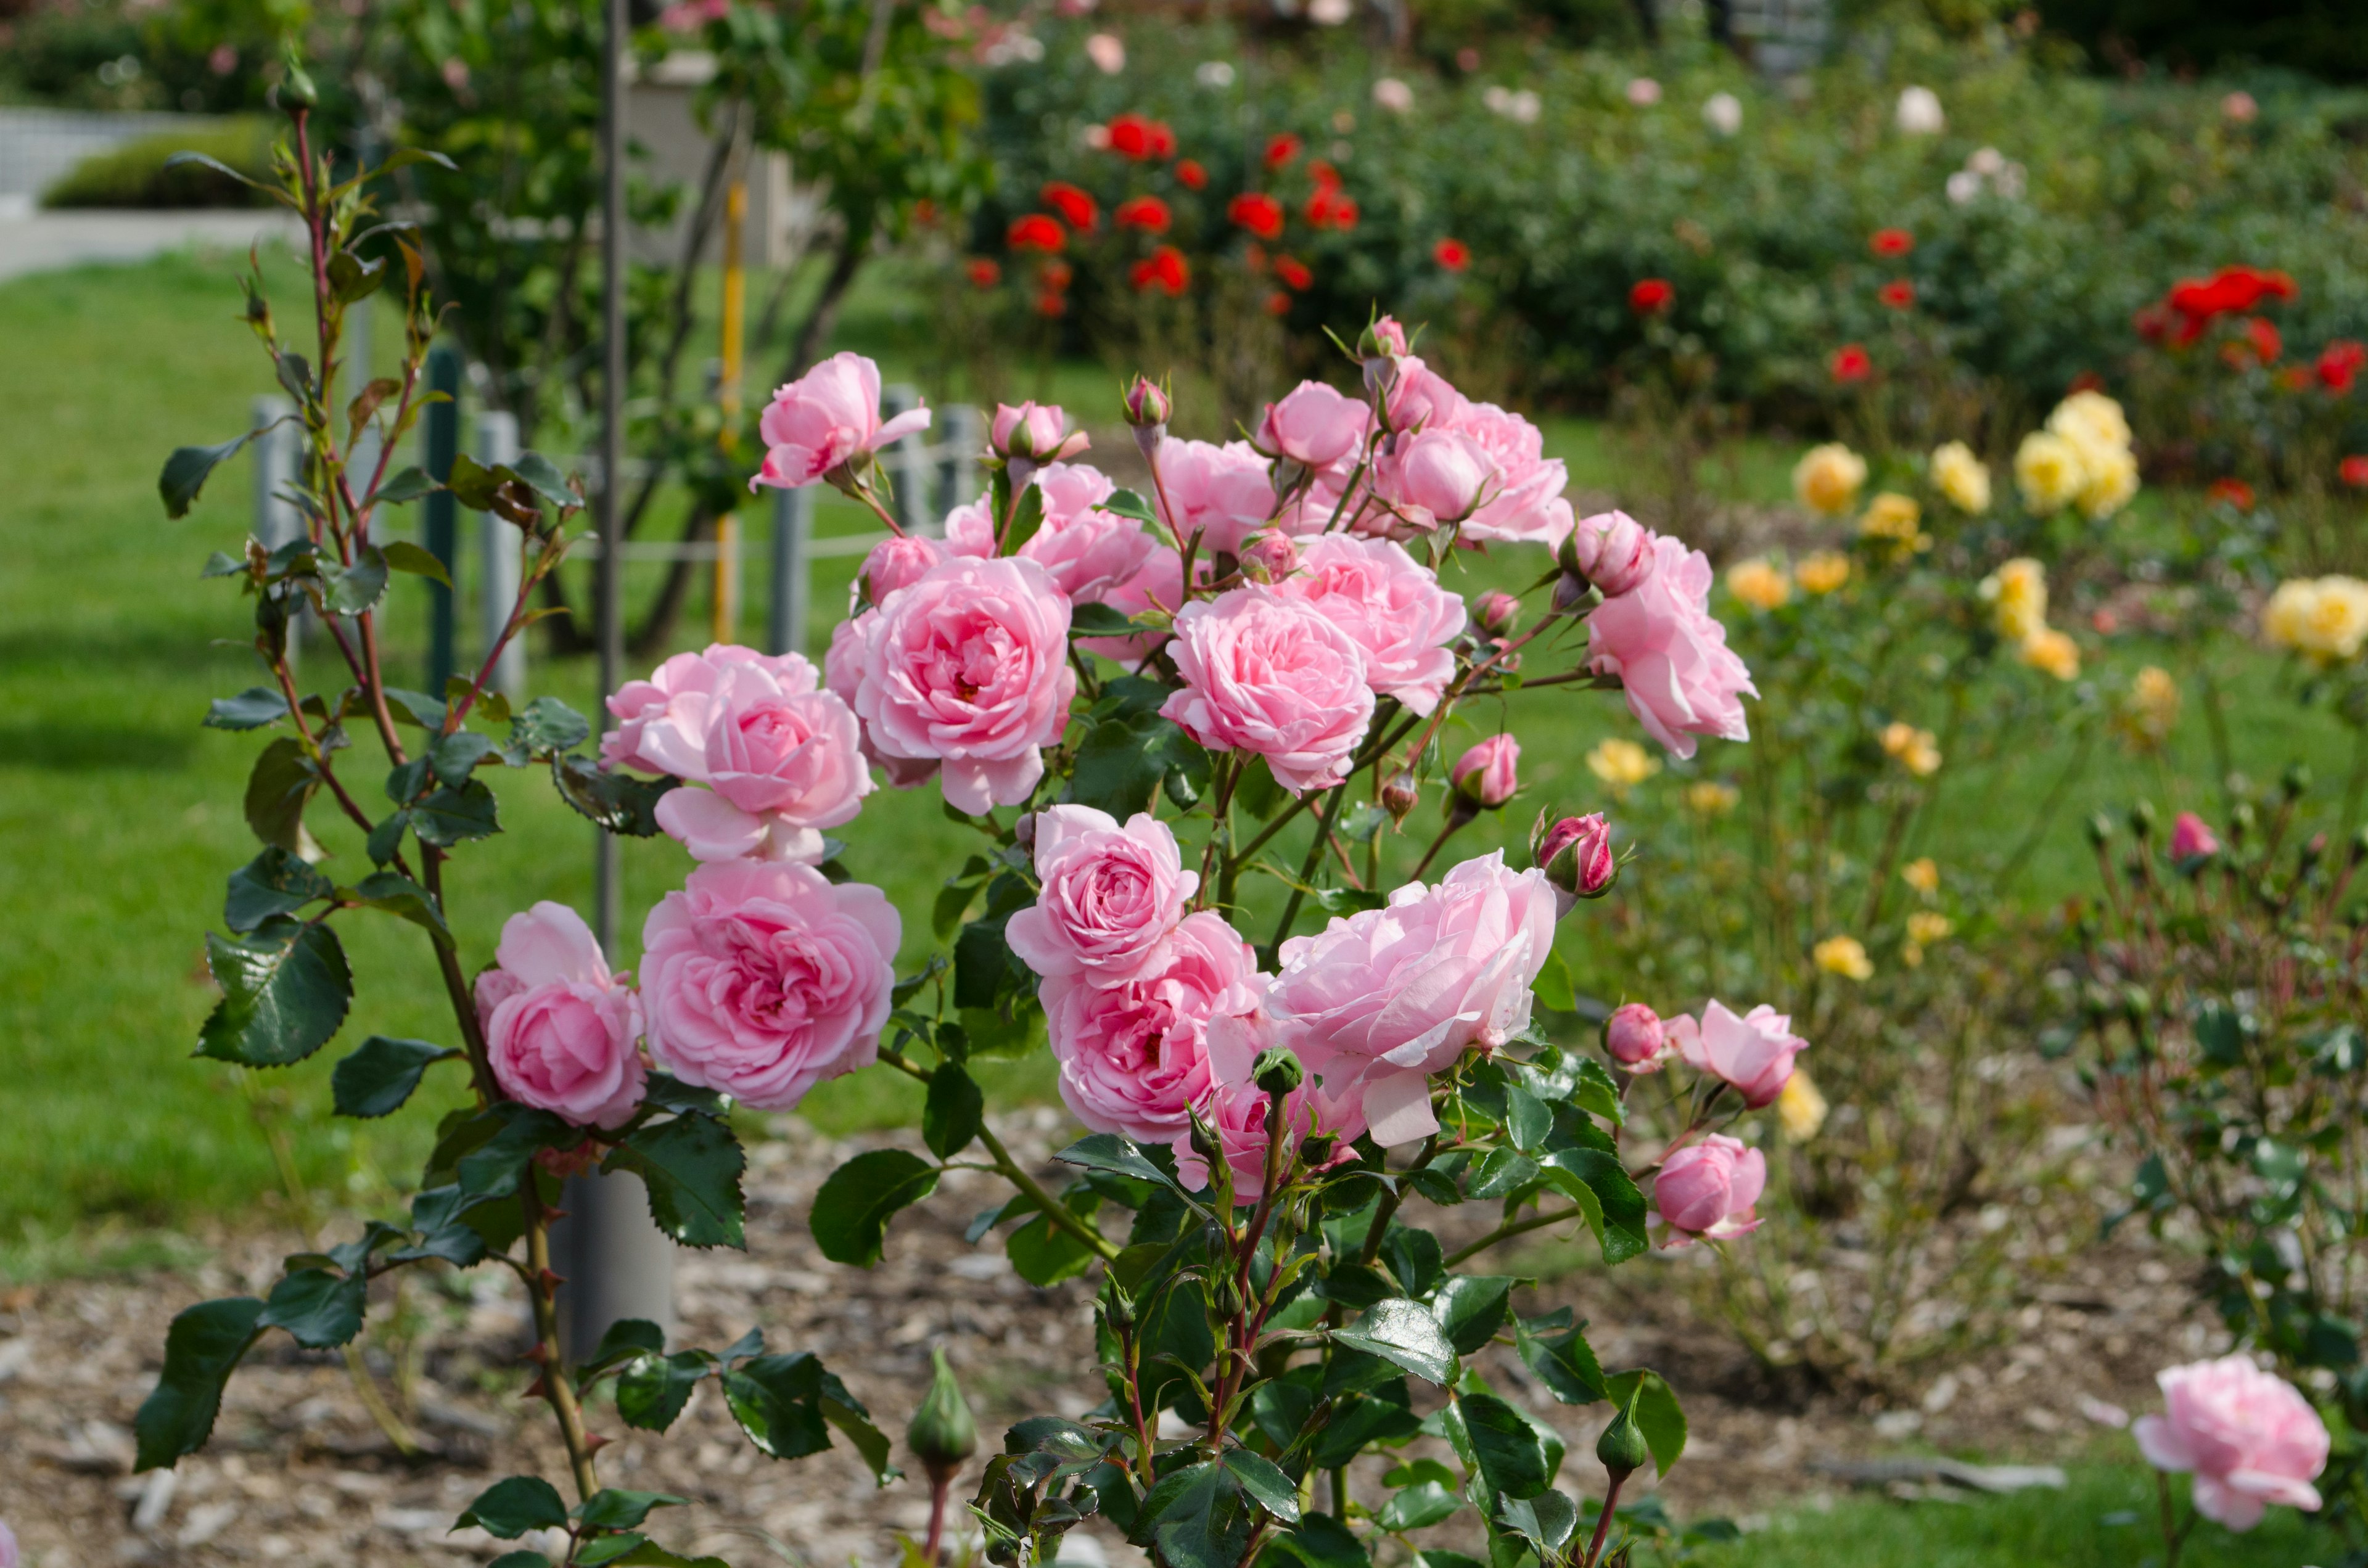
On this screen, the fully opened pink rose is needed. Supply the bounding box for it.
[751,351,930,491]
[602,644,822,779]
[1278,535,1466,716]
[1677,999,1806,1107]
[640,860,900,1111]
[474,901,646,1129]
[1042,911,1259,1146]
[1654,1133,1766,1247]
[1454,402,1574,551]
[1258,380,1369,470]
[1158,438,1280,558]
[1007,804,1199,986]
[2136,1357,2329,1530]
[826,612,942,791]
[847,556,1077,813]
[653,662,873,862]
[1268,852,1558,1146]
[1587,533,1757,759]
[1373,426,1499,530]
[1161,587,1375,795]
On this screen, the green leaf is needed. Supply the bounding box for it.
[344,871,454,945]
[1515,1316,1608,1406]
[1381,1226,1445,1299]
[201,550,246,578]
[1454,1392,1553,1500]
[457,1106,575,1200]
[1007,1207,1099,1287]
[604,1115,747,1249]
[575,1491,689,1530]
[923,1062,985,1159]
[1566,1058,1624,1126]
[509,451,578,509]
[243,736,320,855]
[1265,1515,1368,1568]
[1055,1133,1190,1198]
[1065,711,1202,820]
[260,1266,365,1348]
[954,914,1023,1010]
[1538,1149,1648,1265]
[206,687,289,731]
[383,538,453,585]
[1467,1148,1539,1200]
[509,697,591,761]
[1225,1450,1301,1524]
[160,430,260,519]
[1378,1479,1462,1532]
[723,1352,898,1482]
[1432,1275,1519,1355]
[410,779,501,847]
[810,1149,939,1267]
[332,1035,457,1118]
[1601,1371,1685,1476]
[382,688,449,729]
[373,467,440,508]
[133,1296,265,1469]
[224,847,332,932]
[458,1476,571,1538]
[430,730,498,786]
[616,1350,715,1432]
[1135,1461,1251,1568]
[323,546,390,615]
[1001,483,1047,556]
[327,250,387,303]
[199,917,352,1067]
[486,1554,549,1568]
[1333,1299,1457,1385]
[1502,1084,1550,1153]
[162,149,273,191]
[1494,1489,1577,1552]
[1532,950,1576,1014]
[553,755,676,836]
[1101,488,1159,526]
[1066,602,1143,638]
[377,144,460,174]
[591,1541,730,1568]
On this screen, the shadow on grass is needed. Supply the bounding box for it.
[0,721,197,771]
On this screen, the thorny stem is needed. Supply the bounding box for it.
[1410,808,1469,882]
[1356,1136,1437,1266]
[522,1181,601,1503]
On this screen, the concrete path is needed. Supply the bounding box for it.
[0,207,303,284]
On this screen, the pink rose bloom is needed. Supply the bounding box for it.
[1677,999,1806,1108]
[654,663,873,862]
[860,533,945,605]
[1240,531,1301,583]
[991,400,1090,464]
[2136,1356,2329,1530]
[1157,438,1280,559]
[944,464,1155,604]
[474,901,646,1129]
[2171,811,2221,862]
[1563,510,1658,598]
[1455,403,1574,551]
[1006,804,1199,985]
[1472,589,1521,638]
[1182,1008,1366,1195]
[1042,911,1259,1146]
[1534,811,1616,911]
[1161,587,1375,795]
[1373,427,1499,529]
[1452,734,1519,809]
[1586,533,1757,759]
[848,556,1077,813]
[826,612,941,790]
[602,644,821,779]
[751,351,930,491]
[1259,381,1370,470]
[1268,852,1560,1146]
[1275,535,1465,716]
[1604,1001,1670,1072]
[639,860,900,1111]
[1383,358,1468,436]
[1654,1133,1766,1247]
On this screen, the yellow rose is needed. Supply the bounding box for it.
[2076,441,2140,520]
[1814,934,1873,980]
[2264,577,2368,667]
[1776,1070,1829,1143]
[2019,626,2081,681]
[1906,911,1954,945]
[1793,442,1868,515]
[1901,856,1940,895]
[1931,440,1991,514]
[2014,430,2087,513]
[1587,737,1661,793]
[1727,557,1793,611]
[1685,780,1740,815]
[2118,665,2181,752]
[1858,491,1925,550]
[1978,557,2049,644]
[1794,551,1851,594]
[2047,389,2132,454]
[1880,721,1942,776]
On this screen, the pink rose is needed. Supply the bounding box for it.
[1383,358,1468,436]
[2171,811,2221,863]
[2136,1356,2329,1531]
[1586,533,1757,759]
[1677,999,1806,1108]
[1452,734,1519,808]
[860,533,945,604]
[1449,403,1572,551]
[1654,1134,1766,1247]
[639,860,900,1111]
[1472,590,1521,638]
[1367,316,1410,358]
[1042,911,1259,1146]
[826,612,942,790]
[602,644,822,779]
[1006,805,1199,986]
[847,556,1077,813]
[1157,438,1280,559]
[1604,1001,1670,1071]
[1240,531,1301,583]
[751,351,931,491]
[1183,1009,1367,1195]
[1258,381,1370,470]
[1268,852,1560,1146]
[944,464,1155,604]
[474,901,646,1129]
[1275,535,1465,716]
[1534,811,1616,911]
[1161,588,1375,795]
[991,400,1090,464]
[1561,510,1658,598]
[1374,427,1499,529]
[653,662,873,862]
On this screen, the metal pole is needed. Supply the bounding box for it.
[768,482,812,659]
[422,347,461,694]
[474,409,527,701]
[884,383,932,535]
[253,395,302,678]
[559,0,675,1360]
[713,140,747,646]
[937,403,984,532]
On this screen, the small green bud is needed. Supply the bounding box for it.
[2129,798,2158,840]
[1253,1047,1304,1098]
[1101,1278,1136,1329]
[2230,800,2258,844]
[907,1347,978,1481]
[2084,812,2114,850]
[1595,1386,1653,1482]
[276,43,320,111]
[1298,1132,1338,1168]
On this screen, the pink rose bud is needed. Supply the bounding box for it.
[1381,770,1421,823]
[1451,734,1520,810]
[1473,589,1521,639]
[473,902,648,1129]
[1534,811,1616,912]
[1257,380,1370,470]
[1239,530,1300,583]
[1605,1001,1670,1072]
[2134,1355,2330,1531]
[1653,1133,1767,1247]
[1123,376,1171,429]
[2170,811,2221,863]
[752,351,932,493]
[1559,509,1658,598]
[991,400,1091,464]
[1379,427,1499,527]
[1676,999,1806,1107]
[1360,315,1410,359]
[859,533,945,605]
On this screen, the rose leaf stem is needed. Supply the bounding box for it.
[1440,1201,1585,1268]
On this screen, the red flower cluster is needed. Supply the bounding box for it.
[1176,158,1208,190]
[966,258,1000,289]
[1264,291,1292,317]
[1008,213,1066,253]
[1869,228,1914,258]
[1435,237,1471,272]
[1229,193,1285,240]
[1274,255,1314,292]
[2206,477,2256,510]
[1830,343,1873,383]
[1106,112,1178,161]
[2343,455,2368,488]
[1304,160,1359,231]
[1878,279,1916,310]
[1116,195,1171,234]
[1131,245,1189,296]
[1265,133,1302,168]
[1041,182,1097,231]
[1629,277,1674,314]
[2318,339,2366,395]
[2140,265,2300,347]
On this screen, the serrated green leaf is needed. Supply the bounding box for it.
[553,754,675,835]
[508,696,591,760]
[160,430,260,519]
[224,847,332,932]
[260,1265,365,1348]
[1494,1488,1577,1551]
[1378,1479,1462,1532]
[1431,1275,1519,1355]
[409,778,501,846]
[1514,1316,1608,1406]
[198,917,351,1067]
[374,467,441,508]
[458,1476,570,1538]
[604,1114,747,1249]
[1333,1299,1457,1385]
[1227,1450,1301,1524]
[1453,1392,1553,1501]
[133,1297,266,1470]
[331,1035,457,1119]
[809,1149,939,1267]
[323,545,390,615]
[923,1062,985,1159]
[575,1490,689,1530]
[1134,1461,1250,1568]
[206,687,289,731]
[243,736,320,855]
[344,870,453,945]
[616,1350,715,1432]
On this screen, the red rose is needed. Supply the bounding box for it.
[966,258,1001,289]
[2316,339,2366,394]
[1434,237,1471,272]
[2245,316,2281,363]
[1265,132,1302,168]
[1264,290,1291,317]
[1106,112,1159,160]
[1830,343,1873,383]
[1306,188,1359,231]
[2206,477,2255,510]
[1869,228,1914,257]
[1035,290,1067,318]
[1040,181,1098,231]
[1878,278,1915,310]
[1308,159,1340,188]
[1275,255,1313,292]
[1040,260,1074,290]
[1146,120,1177,159]
[1628,277,1674,314]
[1008,213,1066,252]
[1129,245,1190,296]
[1228,192,1285,240]
[1175,158,1209,189]
[1116,195,1172,233]
[2342,455,2368,488]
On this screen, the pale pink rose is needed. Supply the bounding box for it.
[2171,811,2221,862]
[1183,1007,1366,1195]
[1654,1134,1765,1247]
[751,351,930,491]
[1451,403,1573,551]
[1006,805,1199,985]
[1258,381,1370,470]
[1240,531,1301,582]
[1562,510,1658,597]
[849,556,1077,813]
[826,612,944,790]
[1383,358,1469,436]
[639,860,900,1111]
[1042,911,1259,1146]
[1534,811,1615,911]
[1267,852,1559,1146]
[1604,1001,1670,1071]
[1275,535,1465,716]
[1078,547,1186,664]
[1160,587,1375,795]
[991,401,1090,464]
[654,663,874,862]
[1156,438,1280,558]
[602,644,823,779]
[1374,427,1499,529]
[1586,534,1757,759]
[1451,733,1519,808]
[2136,1357,2329,1530]
[473,901,646,1129]
[1677,999,1806,1108]
[860,533,945,605]
[943,464,1153,604]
